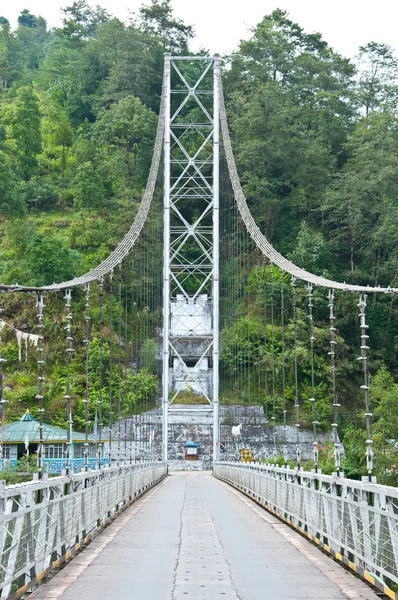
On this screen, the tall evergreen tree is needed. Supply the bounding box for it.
[11,86,42,178]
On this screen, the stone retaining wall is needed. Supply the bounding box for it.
[104,404,338,469]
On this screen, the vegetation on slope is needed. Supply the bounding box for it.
[0,2,397,482]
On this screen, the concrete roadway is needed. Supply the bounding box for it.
[30,472,379,599]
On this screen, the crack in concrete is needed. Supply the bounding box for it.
[171,475,188,600]
[171,473,241,599]
[200,475,242,600]
[218,478,380,600]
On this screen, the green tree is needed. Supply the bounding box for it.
[322,111,398,283]
[0,151,26,215]
[226,10,355,250]
[11,86,42,178]
[18,10,39,29]
[356,42,398,115]
[93,95,157,193]
[289,222,330,274]
[21,178,55,210]
[61,1,110,41]
[138,0,194,53]
[16,13,48,70]
[71,161,106,212]
[26,233,81,285]
[93,21,162,111]
[371,366,398,485]
[0,19,8,89]
[0,19,23,88]
[42,106,74,182]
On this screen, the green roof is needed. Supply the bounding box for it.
[3,411,94,444]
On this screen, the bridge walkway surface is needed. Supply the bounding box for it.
[30,472,379,600]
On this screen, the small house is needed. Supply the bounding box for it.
[1,410,101,473]
[184,439,199,460]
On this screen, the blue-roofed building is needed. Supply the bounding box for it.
[1,410,105,473]
[184,439,199,460]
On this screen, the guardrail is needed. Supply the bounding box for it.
[0,461,167,598]
[214,461,398,592]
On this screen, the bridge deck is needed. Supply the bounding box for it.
[31,472,378,600]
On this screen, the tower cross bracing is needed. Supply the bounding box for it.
[162,54,220,461]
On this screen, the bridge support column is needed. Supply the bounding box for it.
[162,54,221,467]
[213,55,220,465]
[162,52,171,462]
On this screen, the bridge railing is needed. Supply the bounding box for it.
[214,461,398,587]
[0,461,167,598]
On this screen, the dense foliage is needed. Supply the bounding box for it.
[0,2,397,482]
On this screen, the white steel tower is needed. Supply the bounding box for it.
[162,54,220,462]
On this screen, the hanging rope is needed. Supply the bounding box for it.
[263,258,268,426]
[280,272,287,466]
[292,277,301,468]
[124,268,129,464]
[36,294,45,478]
[97,277,104,470]
[117,263,122,466]
[64,289,73,475]
[0,301,6,463]
[358,294,373,480]
[108,271,114,466]
[262,258,270,461]
[308,284,318,471]
[130,251,135,464]
[270,263,277,464]
[328,289,341,474]
[257,261,261,439]
[83,284,90,471]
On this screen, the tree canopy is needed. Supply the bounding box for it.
[0,3,397,482]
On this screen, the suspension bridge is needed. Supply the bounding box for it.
[0,54,397,599]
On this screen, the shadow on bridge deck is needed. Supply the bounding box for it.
[30,472,379,600]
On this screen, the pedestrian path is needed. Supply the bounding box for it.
[30,472,379,599]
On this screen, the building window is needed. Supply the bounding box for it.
[74,444,97,458]
[44,444,65,459]
[2,445,11,459]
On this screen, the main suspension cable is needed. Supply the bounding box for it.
[218,75,397,295]
[0,73,167,293]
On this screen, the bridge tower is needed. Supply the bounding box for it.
[162,55,220,462]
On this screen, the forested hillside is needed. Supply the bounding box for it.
[0,1,397,482]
